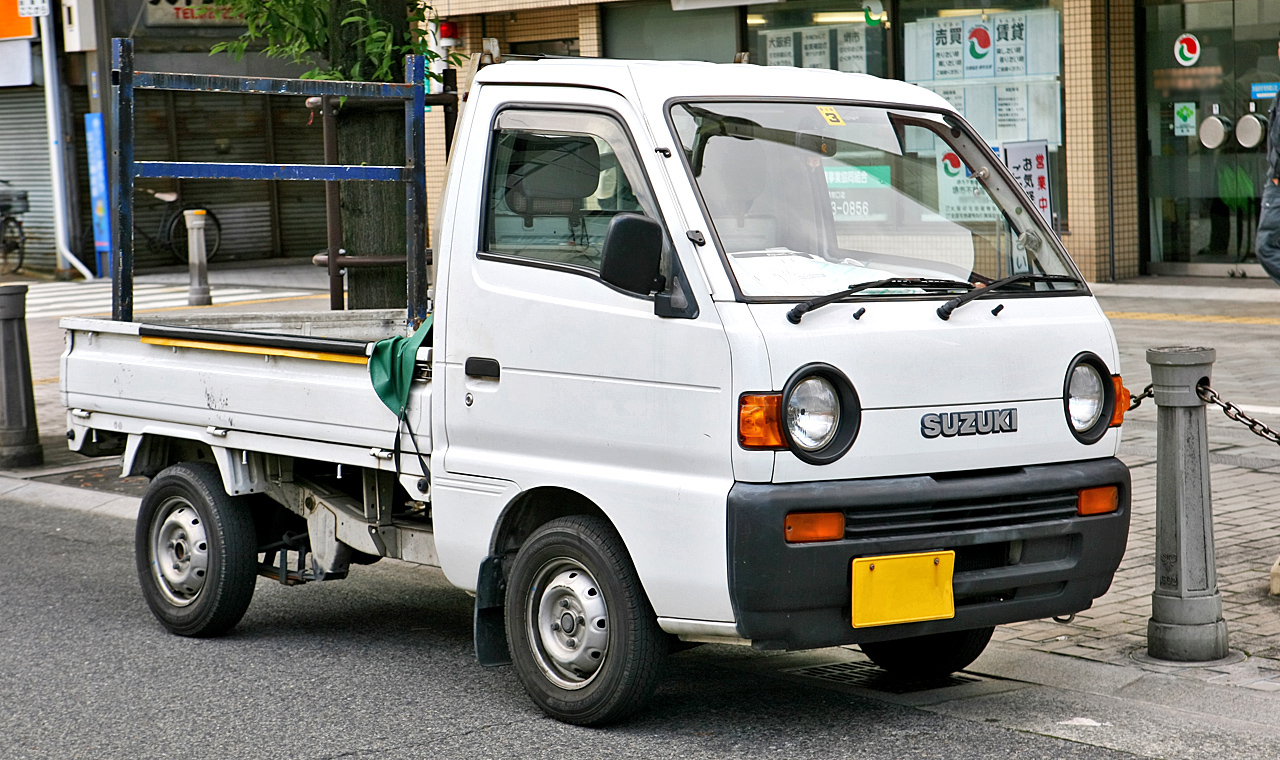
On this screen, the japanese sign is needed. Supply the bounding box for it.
[84,113,112,276]
[825,164,890,221]
[836,26,866,73]
[1173,102,1197,137]
[802,29,830,68]
[16,0,47,18]
[931,20,964,80]
[903,9,1059,82]
[0,0,35,40]
[1003,140,1052,225]
[146,0,242,27]
[766,31,795,67]
[962,19,994,79]
[993,13,1026,77]
[936,150,1001,222]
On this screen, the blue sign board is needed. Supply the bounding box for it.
[1251,82,1280,100]
[84,112,111,277]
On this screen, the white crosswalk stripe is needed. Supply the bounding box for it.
[21,281,319,320]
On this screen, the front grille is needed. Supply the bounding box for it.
[844,491,1078,540]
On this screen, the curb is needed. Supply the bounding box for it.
[0,474,139,520]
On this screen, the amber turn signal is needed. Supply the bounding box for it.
[1110,376,1129,427]
[739,393,785,449]
[785,511,846,543]
[1078,485,1119,516]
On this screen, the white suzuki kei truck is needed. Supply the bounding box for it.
[61,58,1132,726]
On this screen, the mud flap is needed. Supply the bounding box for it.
[474,555,511,666]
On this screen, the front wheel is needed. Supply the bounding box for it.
[167,208,223,264]
[505,515,667,726]
[0,217,24,274]
[135,462,258,637]
[860,626,995,680]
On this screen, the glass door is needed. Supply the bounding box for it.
[1145,0,1280,272]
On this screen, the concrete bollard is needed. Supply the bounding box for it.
[0,285,42,468]
[183,209,212,307]
[1145,346,1229,662]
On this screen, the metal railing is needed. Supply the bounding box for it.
[110,37,457,327]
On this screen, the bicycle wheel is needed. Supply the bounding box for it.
[168,208,223,264]
[0,217,24,275]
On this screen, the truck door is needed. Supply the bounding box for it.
[437,88,736,620]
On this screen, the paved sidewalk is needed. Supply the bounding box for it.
[993,276,1280,690]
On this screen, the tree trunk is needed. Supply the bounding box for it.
[330,0,410,310]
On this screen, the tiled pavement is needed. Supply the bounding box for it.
[995,291,1280,690]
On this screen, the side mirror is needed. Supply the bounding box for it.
[600,213,664,295]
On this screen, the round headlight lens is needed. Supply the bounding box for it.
[1067,364,1105,432]
[787,376,840,451]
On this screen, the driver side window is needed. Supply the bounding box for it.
[483,110,656,273]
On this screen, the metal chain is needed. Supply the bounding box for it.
[1196,383,1280,446]
[1128,383,1154,411]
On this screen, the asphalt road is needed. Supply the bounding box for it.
[0,500,1133,760]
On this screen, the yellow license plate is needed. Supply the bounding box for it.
[851,550,956,628]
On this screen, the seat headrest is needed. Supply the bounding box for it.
[505,135,601,206]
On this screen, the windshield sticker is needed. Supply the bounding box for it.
[817,106,846,126]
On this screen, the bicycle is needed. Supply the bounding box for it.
[133,187,223,264]
[0,178,28,275]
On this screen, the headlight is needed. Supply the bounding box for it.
[787,376,840,451]
[1064,354,1115,444]
[1067,364,1105,431]
[780,364,861,464]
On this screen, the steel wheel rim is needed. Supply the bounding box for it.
[149,496,211,607]
[526,557,610,690]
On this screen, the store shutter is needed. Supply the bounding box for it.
[0,87,55,272]
[130,89,327,270]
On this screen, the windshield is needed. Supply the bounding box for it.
[669,101,1082,299]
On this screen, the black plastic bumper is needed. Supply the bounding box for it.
[727,457,1131,650]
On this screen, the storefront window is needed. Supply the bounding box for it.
[898,0,1067,231]
[1143,0,1280,271]
[745,0,890,77]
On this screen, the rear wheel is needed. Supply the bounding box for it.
[168,208,223,263]
[505,515,667,726]
[135,462,258,637]
[0,217,24,274]
[860,626,995,680]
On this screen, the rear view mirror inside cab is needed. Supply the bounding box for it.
[600,213,664,295]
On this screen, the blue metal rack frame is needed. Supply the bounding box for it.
[110,37,455,327]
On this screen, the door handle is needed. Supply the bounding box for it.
[465,357,500,380]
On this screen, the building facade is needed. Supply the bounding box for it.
[436,0,1148,281]
[6,0,1272,280]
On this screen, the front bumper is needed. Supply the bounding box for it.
[727,457,1131,650]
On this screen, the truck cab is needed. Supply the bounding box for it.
[64,57,1130,727]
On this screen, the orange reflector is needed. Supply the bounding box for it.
[785,512,846,543]
[739,393,785,449]
[1078,486,1119,516]
[1111,376,1129,427]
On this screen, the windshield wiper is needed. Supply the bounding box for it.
[787,278,972,324]
[935,273,1081,321]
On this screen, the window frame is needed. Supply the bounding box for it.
[477,104,678,302]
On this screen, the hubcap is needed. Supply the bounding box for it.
[149,497,210,607]
[527,559,609,689]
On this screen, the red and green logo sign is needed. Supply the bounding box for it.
[941,152,963,177]
[967,25,991,59]
[1174,33,1200,67]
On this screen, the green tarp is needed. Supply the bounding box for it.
[368,316,433,415]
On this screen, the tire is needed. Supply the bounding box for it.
[135,462,258,637]
[860,626,995,680]
[505,515,667,726]
[0,217,24,275]
[168,208,223,263]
